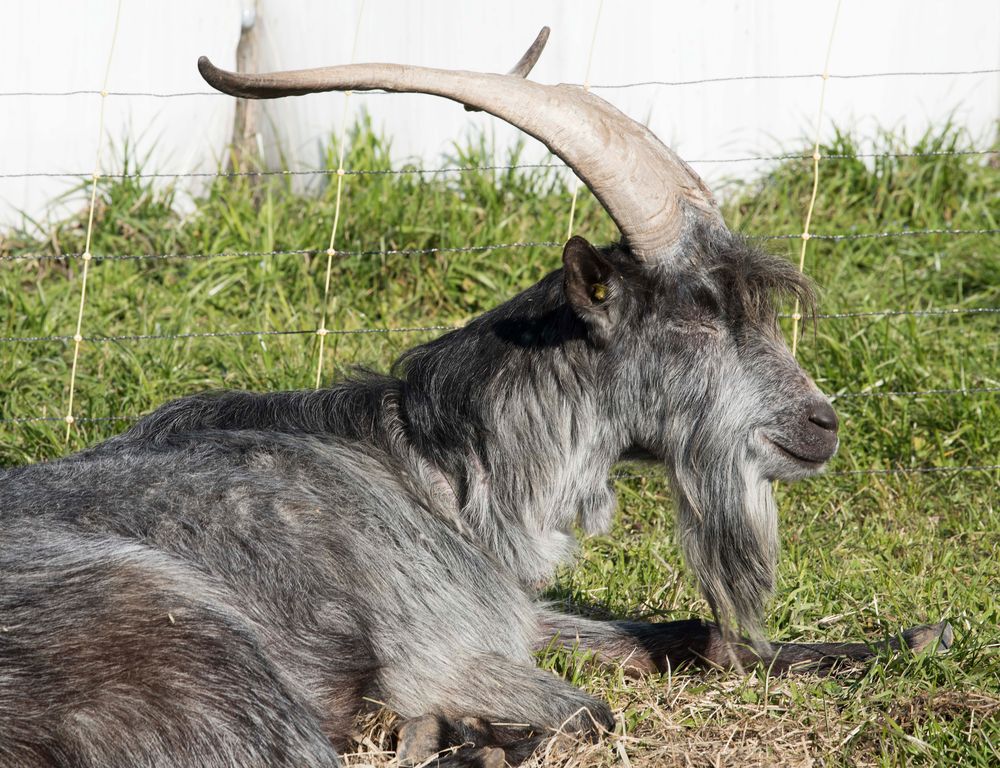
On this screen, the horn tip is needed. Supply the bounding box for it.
[198,56,235,95]
[197,56,215,80]
[534,26,551,52]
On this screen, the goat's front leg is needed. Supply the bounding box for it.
[535,609,953,675]
[393,652,614,766]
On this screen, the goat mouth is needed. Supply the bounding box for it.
[764,436,831,466]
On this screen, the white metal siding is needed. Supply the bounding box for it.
[2,0,998,230]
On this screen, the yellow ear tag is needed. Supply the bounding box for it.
[591,283,607,302]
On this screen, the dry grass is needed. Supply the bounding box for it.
[335,667,1000,766]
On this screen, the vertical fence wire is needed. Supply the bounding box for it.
[790,0,843,357]
[314,1,366,389]
[63,0,124,442]
[565,0,604,240]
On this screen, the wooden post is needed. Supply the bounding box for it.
[227,2,260,174]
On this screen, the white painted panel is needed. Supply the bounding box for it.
[2,1,998,231]
[0,0,240,231]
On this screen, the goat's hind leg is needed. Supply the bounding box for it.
[0,534,346,767]
[537,610,954,676]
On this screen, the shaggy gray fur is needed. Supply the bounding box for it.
[1,226,853,766]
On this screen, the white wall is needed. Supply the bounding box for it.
[1,0,241,230]
[2,0,998,231]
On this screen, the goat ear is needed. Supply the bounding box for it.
[562,236,620,346]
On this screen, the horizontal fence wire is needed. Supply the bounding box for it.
[1,307,997,346]
[0,326,450,345]
[3,66,997,99]
[3,387,996,414]
[1,163,557,180]
[608,464,1000,480]
[785,307,1000,320]
[826,464,1000,476]
[759,227,1000,242]
[583,68,1000,89]
[0,241,561,264]
[833,386,1000,399]
[1,148,996,180]
[1,416,136,424]
[4,228,999,265]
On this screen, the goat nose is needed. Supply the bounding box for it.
[808,399,839,433]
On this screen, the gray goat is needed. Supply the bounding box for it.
[0,28,950,768]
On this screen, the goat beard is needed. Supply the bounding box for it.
[670,447,778,652]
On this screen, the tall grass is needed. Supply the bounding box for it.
[1,123,997,766]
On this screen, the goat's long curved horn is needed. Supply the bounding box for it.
[198,28,723,260]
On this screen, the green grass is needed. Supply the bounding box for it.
[1,122,998,766]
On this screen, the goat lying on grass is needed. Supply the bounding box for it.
[0,28,951,768]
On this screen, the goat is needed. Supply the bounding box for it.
[0,28,951,767]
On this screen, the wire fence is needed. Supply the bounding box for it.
[3,306,999,346]
[2,64,997,98]
[2,148,997,181]
[3,229,999,264]
[1,12,997,479]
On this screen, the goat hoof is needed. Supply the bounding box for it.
[396,713,444,765]
[477,747,506,768]
[433,747,507,768]
[901,621,954,654]
[422,744,508,768]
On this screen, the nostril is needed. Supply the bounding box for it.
[808,400,839,432]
